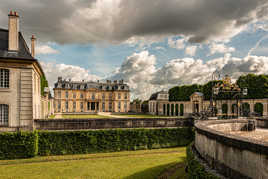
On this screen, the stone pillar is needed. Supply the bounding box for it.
[227,101,232,116]
[250,102,254,113]
[263,102,268,116]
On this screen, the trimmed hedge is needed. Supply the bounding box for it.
[186,143,219,179]
[38,127,194,156]
[0,131,38,159]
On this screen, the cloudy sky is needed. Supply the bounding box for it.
[1,0,268,99]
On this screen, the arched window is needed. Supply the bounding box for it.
[167,104,170,116]
[222,104,228,114]
[0,104,8,126]
[171,104,174,116]
[0,69,9,88]
[175,104,179,116]
[180,104,184,116]
[254,103,263,116]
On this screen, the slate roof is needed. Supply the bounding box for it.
[149,90,168,100]
[0,28,34,60]
[54,79,130,91]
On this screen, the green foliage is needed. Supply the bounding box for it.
[180,104,184,116]
[0,131,38,159]
[169,84,202,101]
[222,104,228,114]
[242,103,250,117]
[169,74,268,101]
[186,143,220,179]
[38,128,194,156]
[40,75,49,96]
[254,103,263,116]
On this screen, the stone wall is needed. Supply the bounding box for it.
[34,118,192,130]
[256,117,268,128]
[194,119,268,179]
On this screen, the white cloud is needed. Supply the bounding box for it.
[36,45,59,55]
[108,51,157,99]
[185,46,197,56]
[209,43,235,55]
[40,61,100,91]
[168,38,185,49]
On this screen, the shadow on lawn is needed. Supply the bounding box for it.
[125,157,187,179]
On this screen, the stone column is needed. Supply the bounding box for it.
[250,101,254,113]
[227,101,232,116]
[263,102,268,116]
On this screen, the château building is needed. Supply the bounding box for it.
[0,11,45,131]
[53,77,130,114]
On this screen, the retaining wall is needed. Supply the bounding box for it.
[194,119,268,179]
[34,118,192,130]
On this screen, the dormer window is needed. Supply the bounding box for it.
[0,69,9,88]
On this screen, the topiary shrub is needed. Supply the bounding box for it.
[38,127,194,156]
[0,131,38,159]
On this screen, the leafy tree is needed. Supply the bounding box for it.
[41,75,49,96]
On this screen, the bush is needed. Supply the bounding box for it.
[186,143,219,179]
[38,127,194,156]
[0,131,38,159]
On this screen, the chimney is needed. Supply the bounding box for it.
[31,35,36,57]
[8,10,19,51]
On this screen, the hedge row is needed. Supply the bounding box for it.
[186,143,220,179]
[0,128,194,159]
[38,127,194,156]
[0,131,38,159]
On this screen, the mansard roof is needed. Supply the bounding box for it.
[54,79,130,91]
[149,90,168,100]
[0,28,34,60]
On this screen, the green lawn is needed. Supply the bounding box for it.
[61,114,112,119]
[0,147,187,179]
[114,114,185,118]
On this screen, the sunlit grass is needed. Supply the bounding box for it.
[0,147,187,179]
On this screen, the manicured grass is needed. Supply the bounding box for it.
[62,114,112,119]
[115,114,185,118]
[0,147,187,179]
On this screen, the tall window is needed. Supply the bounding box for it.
[124,102,127,110]
[92,93,95,100]
[73,92,76,99]
[80,102,83,112]
[109,93,112,100]
[0,69,9,88]
[73,102,76,112]
[102,102,105,112]
[0,104,8,126]
[65,91,68,98]
[118,102,121,112]
[80,93,83,99]
[102,93,105,100]
[124,93,127,99]
[118,93,121,99]
[65,101,68,112]
[58,91,61,98]
[109,102,112,112]
[57,101,61,112]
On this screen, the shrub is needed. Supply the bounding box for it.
[186,143,219,179]
[38,127,194,156]
[0,131,38,159]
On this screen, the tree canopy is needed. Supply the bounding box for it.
[168,74,268,101]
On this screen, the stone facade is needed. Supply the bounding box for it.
[149,91,268,117]
[53,78,130,114]
[0,11,44,131]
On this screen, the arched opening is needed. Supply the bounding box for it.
[222,104,228,114]
[163,104,166,115]
[232,104,237,114]
[242,103,250,117]
[254,103,263,116]
[180,104,184,116]
[167,104,170,116]
[171,104,174,116]
[175,104,179,116]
